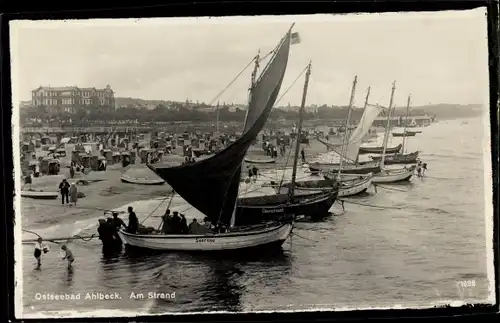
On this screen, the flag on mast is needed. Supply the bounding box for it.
[291,32,301,45]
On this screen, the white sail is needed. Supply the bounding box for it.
[344,104,384,161]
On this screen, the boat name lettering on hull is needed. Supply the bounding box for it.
[195,238,215,243]
[262,208,285,214]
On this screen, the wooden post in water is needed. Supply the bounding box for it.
[380,82,397,169]
[289,62,311,200]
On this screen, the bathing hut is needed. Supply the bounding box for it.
[56,148,66,157]
[102,149,113,162]
[97,156,107,171]
[41,135,51,145]
[79,153,91,169]
[90,156,99,171]
[121,151,131,167]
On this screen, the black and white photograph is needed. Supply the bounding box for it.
[10,9,495,318]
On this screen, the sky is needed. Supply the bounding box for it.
[10,9,490,108]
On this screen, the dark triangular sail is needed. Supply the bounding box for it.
[148,30,292,226]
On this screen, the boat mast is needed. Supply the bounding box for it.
[380,81,396,169]
[289,62,312,200]
[337,75,358,180]
[244,50,261,126]
[402,94,411,154]
[354,85,370,164]
[216,100,220,137]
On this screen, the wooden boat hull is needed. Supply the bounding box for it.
[358,143,402,154]
[392,132,416,137]
[120,174,165,185]
[117,222,293,251]
[244,157,276,164]
[322,174,373,197]
[20,190,59,199]
[372,166,416,183]
[236,190,337,225]
[309,162,380,175]
[370,151,419,164]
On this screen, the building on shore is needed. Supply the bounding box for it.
[372,115,434,127]
[31,85,115,114]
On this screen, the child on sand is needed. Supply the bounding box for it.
[60,245,74,268]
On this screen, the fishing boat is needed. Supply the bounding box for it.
[270,173,372,198]
[371,94,420,165]
[120,174,165,185]
[323,173,373,197]
[312,85,385,175]
[358,143,402,154]
[20,190,59,199]
[244,156,276,164]
[372,87,416,183]
[117,26,295,252]
[370,151,419,164]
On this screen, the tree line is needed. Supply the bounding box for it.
[20,102,425,127]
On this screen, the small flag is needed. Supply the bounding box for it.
[291,32,301,45]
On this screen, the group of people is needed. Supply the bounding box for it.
[246,165,259,183]
[98,207,139,247]
[161,209,211,234]
[33,237,74,269]
[58,178,78,205]
[416,160,428,177]
[182,156,196,164]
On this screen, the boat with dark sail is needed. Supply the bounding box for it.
[117,27,295,252]
[235,62,339,224]
[358,143,402,154]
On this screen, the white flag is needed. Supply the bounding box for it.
[291,32,301,45]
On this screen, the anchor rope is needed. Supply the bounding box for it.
[373,184,408,192]
[339,199,403,210]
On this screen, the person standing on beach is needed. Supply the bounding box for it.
[69,165,75,179]
[58,179,70,205]
[301,148,306,164]
[69,182,78,206]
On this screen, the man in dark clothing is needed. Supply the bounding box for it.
[127,206,139,234]
[247,167,253,181]
[111,212,126,241]
[180,214,188,233]
[171,211,181,233]
[300,148,306,163]
[69,165,75,179]
[252,166,259,181]
[59,179,70,204]
[161,209,171,234]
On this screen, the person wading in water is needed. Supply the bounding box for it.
[111,212,127,241]
[59,179,70,205]
[60,245,75,268]
[34,237,49,268]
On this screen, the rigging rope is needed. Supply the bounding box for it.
[274,64,309,107]
[207,54,259,107]
[140,191,175,225]
[373,183,408,192]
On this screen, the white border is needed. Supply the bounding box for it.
[10,9,495,318]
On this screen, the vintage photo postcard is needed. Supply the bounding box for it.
[10,9,495,319]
